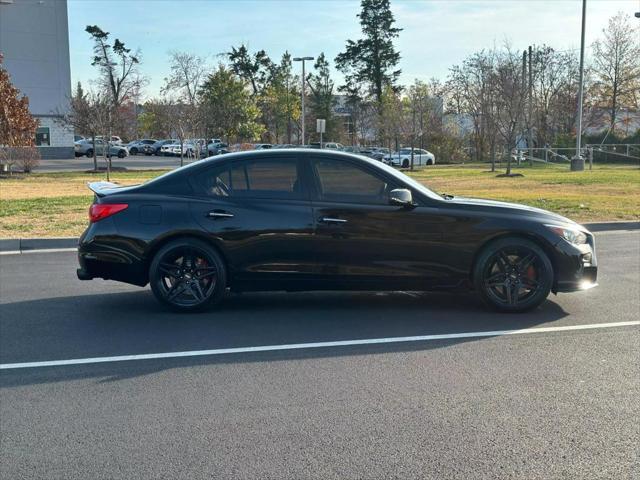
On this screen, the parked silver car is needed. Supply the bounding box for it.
[74,139,129,158]
[127,139,157,155]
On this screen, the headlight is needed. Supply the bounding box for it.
[545,224,588,245]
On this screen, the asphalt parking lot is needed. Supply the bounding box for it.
[35,155,197,172]
[1,230,638,479]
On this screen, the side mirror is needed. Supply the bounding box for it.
[389,188,414,207]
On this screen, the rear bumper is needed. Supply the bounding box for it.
[76,224,149,287]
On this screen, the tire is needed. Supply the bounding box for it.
[86,149,93,158]
[473,237,553,313]
[149,238,227,312]
[130,147,138,155]
[427,159,434,166]
[401,159,409,168]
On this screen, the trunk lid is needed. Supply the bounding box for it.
[88,181,140,198]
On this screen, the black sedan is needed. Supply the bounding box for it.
[77,150,597,312]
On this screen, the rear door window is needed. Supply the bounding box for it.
[199,157,304,200]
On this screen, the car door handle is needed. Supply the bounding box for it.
[319,217,347,224]
[207,210,234,219]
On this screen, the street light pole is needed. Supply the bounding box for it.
[572,0,587,171]
[293,56,314,145]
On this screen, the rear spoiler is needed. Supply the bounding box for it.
[87,181,122,197]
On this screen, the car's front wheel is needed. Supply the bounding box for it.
[117,150,126,158]
[473,237,553,312]
[85,149,93,158]
[149,238,227,312]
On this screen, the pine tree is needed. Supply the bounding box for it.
[335,0,402,108]
[307,53,337,142]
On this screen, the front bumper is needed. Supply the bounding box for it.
[552,233,598,293]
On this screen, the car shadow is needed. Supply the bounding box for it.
[0,289,569,388]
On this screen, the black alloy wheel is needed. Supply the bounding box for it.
[149,239,227,311]
[85,149,93,158]
[117,150,126,158]
[474,237,553,312]
[130,147,138,155]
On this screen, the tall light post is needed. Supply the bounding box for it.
[293,56,314,145]
[572,0,587,171]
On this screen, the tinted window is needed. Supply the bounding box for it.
[200,158,302,199]
[314,159,394,205]
[200,166,231,197]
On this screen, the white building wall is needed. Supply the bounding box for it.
[0,0,73,158]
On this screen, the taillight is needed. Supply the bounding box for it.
[89,203,128,223]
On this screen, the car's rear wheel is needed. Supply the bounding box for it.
[130,147,138,155]
[149,239,227,312]
[402,158,409,168]
[474,237,553,312]
[117,150,126,158]
[86,149,93,158]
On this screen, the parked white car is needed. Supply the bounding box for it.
[384,148,435,168]
[160,139,204,157]
[95,135,123,145]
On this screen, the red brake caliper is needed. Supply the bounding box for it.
[526,265,536,285]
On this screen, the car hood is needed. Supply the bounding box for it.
[445,196,584,228]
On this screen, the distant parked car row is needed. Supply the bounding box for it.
[73,136,436,167]
[159,139,229,157]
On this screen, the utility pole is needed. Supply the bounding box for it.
[521,49,527,166]
[411,106,415,171]
[528,45,534,166]
[293,56,314,145]
[571,0,587,171]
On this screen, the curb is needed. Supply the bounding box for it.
[580,221,640,232]
[0,222,637,253]
[1,237,77,253]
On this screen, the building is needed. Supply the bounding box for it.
[0,0,74,158]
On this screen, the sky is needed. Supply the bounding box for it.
[67,0,640,99]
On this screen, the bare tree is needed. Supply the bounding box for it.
[591,12,640,133]
[163,51,207,106]
[448,50,500,168]
[59,83,113,172]
[530,46,579,147]
[489,48,527,175]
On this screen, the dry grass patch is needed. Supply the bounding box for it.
[408,164,640,222]
[0,165,638,238]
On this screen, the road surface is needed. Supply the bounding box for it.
[1,230,638,479]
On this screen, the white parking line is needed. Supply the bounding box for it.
[1,321,637,370]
